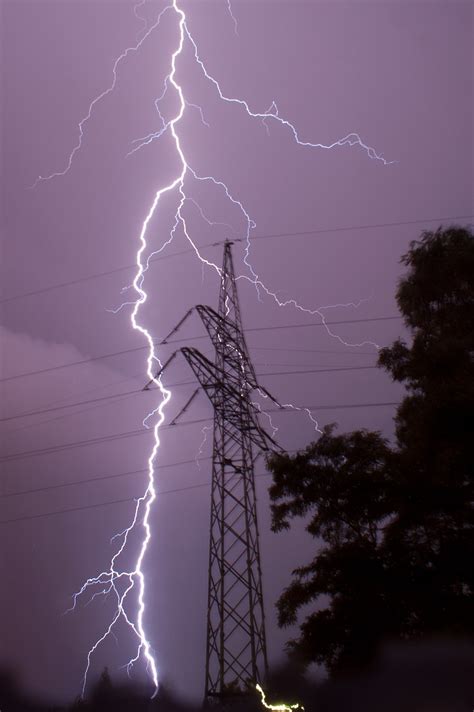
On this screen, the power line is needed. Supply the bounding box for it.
[1,214,472,305]
[164,315,402,346]
[0,378,194,424]
[277,400,398,411]
[251,345,375,355]
[0,397,399,500]
[0,457,212,499]
[246,315,401,335]
[0,389,403,521]
[0,343,150,384]
[0,243,201,305]
[0,399,399,466]
[0,417,217,465]
[260,365,376,378]
[0,389,141,424]
[0,471,273,525]
[255,359,375,368]
[0,314,398,385]
[0,424,155,465]
[0,364,379,425]
[248,215,474,244]
[0,349,377,430]
[1,495,142,524]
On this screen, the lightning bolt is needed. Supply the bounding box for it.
[256,683,304,712]
[133,0,148,40]
[195,424,212,470]
[38,0,392,699]
[31,4,174,189]
[225,0,239,37]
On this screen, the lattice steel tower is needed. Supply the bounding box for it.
[189,242,274,701]
[153,241,279,700]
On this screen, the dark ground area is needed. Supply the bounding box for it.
[1,639,473,712]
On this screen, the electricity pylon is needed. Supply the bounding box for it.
[151,241,280,701]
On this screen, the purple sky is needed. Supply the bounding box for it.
[1,0,473,704]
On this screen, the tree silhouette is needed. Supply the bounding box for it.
[267,226,474,673]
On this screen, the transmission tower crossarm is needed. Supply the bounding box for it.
[195,304,259,388]
[142,350,178,390]
[180,346,248,411]
[180,346,274,452]
[159,307,195,344]
[172,242,272,700]
[169,388,200,425]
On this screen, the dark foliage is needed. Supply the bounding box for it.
[267,226,474,674]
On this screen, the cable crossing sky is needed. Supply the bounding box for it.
[30,0,398,701]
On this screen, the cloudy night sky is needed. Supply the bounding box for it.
[1,0,473,704]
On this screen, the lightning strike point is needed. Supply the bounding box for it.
[41,0,392,698]
[256,683,304,712]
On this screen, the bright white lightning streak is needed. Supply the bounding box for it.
[170,162,381,350]
[126,78,170,158]
[68,2,186,698]
[31,4,173,189]
[185,24,393,165]
[262,101,279,136]
[252,400,279,439]
[225,0,239,37]
[35,0,389,346]
[133,0,147,40]
[256,683,304,712]
[280,404,321,434]
[39,0,393,697]
[117,0,188,691]
[126,18,391,348]
[256,387,322,438]
[196,425,212,470]
[188,197,234,235]
[68,498,149,696]
[186,101,211,128]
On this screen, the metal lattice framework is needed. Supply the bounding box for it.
[183,243,275,700]
[148,242,280,700]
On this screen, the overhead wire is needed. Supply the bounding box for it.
[1,377,150,439]
[0,363,382,426]
[0,471,274,525]
[0,457,212,499]
[250,345,375,355]
[0,243,199,305]
[0,399,399,466]
[0,378,193,424]
[260,364,377,378]
[0,343,152,384]
[0,313,399,385]
[0,389,401,505]
[247,215,474,243]
[1,214,472,305]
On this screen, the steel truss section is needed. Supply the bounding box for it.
[181,242,271,701]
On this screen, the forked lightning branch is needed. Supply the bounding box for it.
[35,0,390,698]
